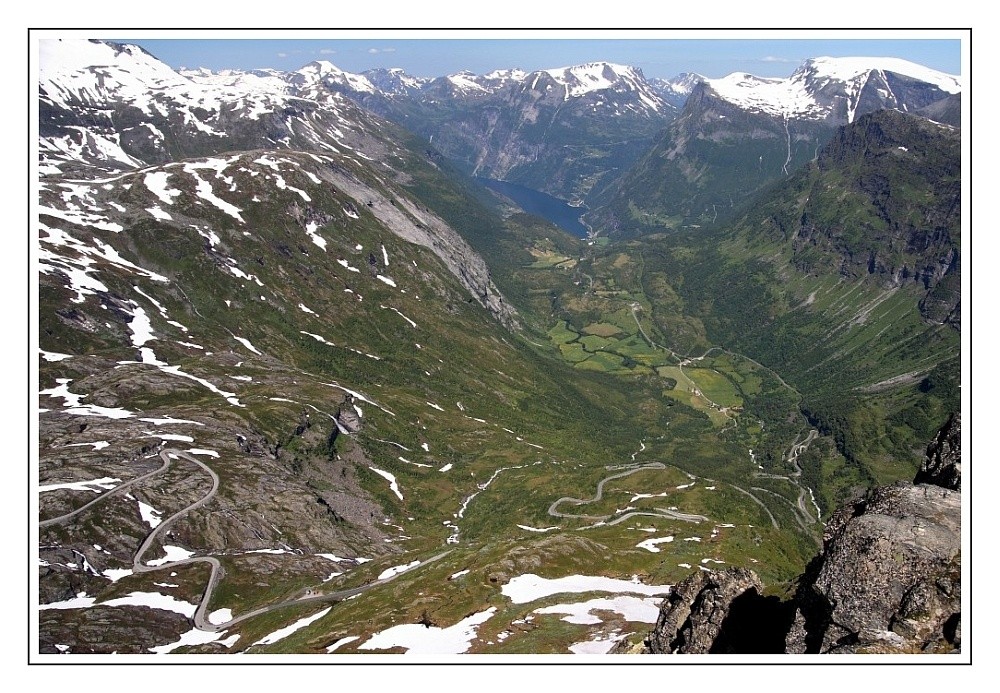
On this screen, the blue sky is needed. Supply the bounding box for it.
[112,34,963,80]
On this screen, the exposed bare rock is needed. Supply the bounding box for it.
[644,567,793,654]
[335,395,362,434]
[915,412,961,490]
[317,164,518,328]
[787,482,960,654]
[634,413,962,656]
[41,607,192,654]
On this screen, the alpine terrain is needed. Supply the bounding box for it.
[34,39,963,657]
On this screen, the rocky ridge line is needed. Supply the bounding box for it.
[621,412,961,655]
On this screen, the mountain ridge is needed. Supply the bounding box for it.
[588,56,960,235]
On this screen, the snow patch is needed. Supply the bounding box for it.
[636,536,675,553]
[145,545,195,567]
[251,607,331,647]
[358,608,496,654]
[534,595,663,624]
[369,467,403,500]
[502,574,671,604]
[39,476,121,493]
[326,635,360,653]
[377,560,420,581]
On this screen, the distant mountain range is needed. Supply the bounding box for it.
[40,40,960,223]
[589,56,961,235]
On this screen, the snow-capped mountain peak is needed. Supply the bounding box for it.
[795,56,961,94]
[430,61,665,111]
[704,56,961,123]
[357,67,429,97]
[544,62,634,91]
[39,39,190,113]
[37,43,389,177]
[648,73,706,109]
[292,60,375,94]
[39,39,168,81]
[519,61,664,112]
[444,70,489,93]
[707,71,819,119]
[655,72,705,94]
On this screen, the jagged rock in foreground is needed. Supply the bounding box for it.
[644,567,794,654]
[914,412,961,490]
[631,413,961,655]
[786,482,960,653]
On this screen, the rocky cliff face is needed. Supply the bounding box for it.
[643,568,795,654]
[630,413,962,655]
[590,59,960,236]
[327,63,675,205]
[733,109,961,330]
[787,481,960,654]
[914,412,961,491]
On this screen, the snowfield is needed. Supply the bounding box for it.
[358,608,496,654]
[502,573,672,604]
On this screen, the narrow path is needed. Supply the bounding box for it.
[548,463,665,520]
[785,429,818,477]
[752,486,814,534]
[746,427,822,531]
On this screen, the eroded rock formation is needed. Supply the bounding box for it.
[632,412,962,655]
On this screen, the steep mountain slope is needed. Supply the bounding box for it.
[624,108,960,507]
[38,40,513,325]
[590,57,961,235]
[322,62,677,205]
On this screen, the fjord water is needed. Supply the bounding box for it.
[478,177,590,238]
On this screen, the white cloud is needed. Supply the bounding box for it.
[320,48,336,55]
[759,55,797,63]
[368,47,397,54]
[277,52,288,58]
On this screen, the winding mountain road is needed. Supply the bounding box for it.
[548,462,711,526]
[40,447,449,636]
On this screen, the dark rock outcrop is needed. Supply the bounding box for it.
[335,395,362,435]
[786,481,960,653]
[634,413,961,655]
[646,567,795,654]
[914,412,960,490]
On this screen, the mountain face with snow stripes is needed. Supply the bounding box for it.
[38,40,402,179]
[701,56,960,124]
[38,44,673,205]
[588,56,961,236]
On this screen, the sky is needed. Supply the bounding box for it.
[102,32,964,81]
